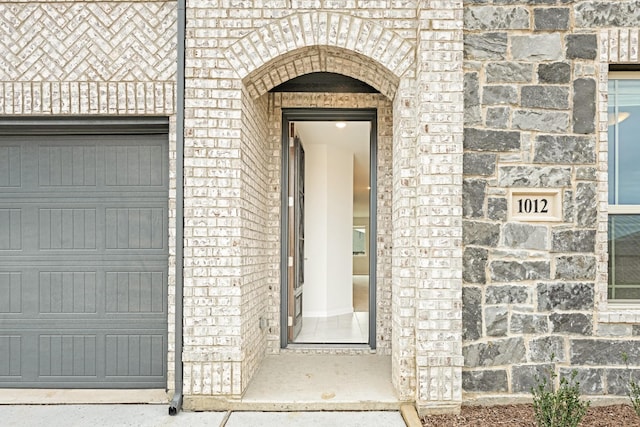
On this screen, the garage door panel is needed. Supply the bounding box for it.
[0,203,167,255]
[105,271,165,314]
[38,271,97,314]
[38,145,98,187]
[0,335,22,377]
[0,126,168,388]
[0,208,22,250]
[0,266,166,319]
[0,145,21,187]
[39,208,97,250]
[0,272,22,313]
[104,144,165,187]
[105,207,165,249]
[39,334,98,377]
[105,334,164,377]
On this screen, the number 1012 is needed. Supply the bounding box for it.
[517,198,549,214]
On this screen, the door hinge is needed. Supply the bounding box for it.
[288,256,293,267]
[289,137,294,147]
[288,316,293,326]
[288,196,293,207]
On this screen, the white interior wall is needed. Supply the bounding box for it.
[303,143,354,317]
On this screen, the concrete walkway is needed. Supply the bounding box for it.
[0,405,408,427]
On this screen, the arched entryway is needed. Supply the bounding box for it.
[223,13,416,401]
[181,7,465,415]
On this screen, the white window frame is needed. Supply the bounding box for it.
[607,72,640,304]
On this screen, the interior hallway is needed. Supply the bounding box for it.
[294,275,370,344]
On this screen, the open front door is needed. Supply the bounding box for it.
[288,125,305,340]
[281,109,377,349]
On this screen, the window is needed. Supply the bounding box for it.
[608,73,640,300]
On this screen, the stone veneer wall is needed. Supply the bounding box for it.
[0,1,178,390]
[462,0,640,398]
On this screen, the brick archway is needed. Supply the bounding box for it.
[224,12,415,98]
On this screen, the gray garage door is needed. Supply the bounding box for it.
[0,118,169,388]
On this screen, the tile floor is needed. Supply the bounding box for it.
[293,311,369,343]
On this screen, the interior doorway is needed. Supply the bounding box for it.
[281,109,377,348]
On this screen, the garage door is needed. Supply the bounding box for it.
[0,118,169,388]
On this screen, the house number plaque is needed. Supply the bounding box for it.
[509,189,562,222]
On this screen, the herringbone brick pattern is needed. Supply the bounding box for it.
[0,2,176,81]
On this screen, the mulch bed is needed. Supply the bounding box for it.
[422,404,640,427]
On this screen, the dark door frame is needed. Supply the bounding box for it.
[280,108,378,349]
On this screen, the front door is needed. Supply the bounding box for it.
[288,125,305,341]
[281,109,377,348]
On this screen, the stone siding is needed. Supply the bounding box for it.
[461,0,640,397]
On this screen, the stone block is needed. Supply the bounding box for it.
[537,282,594,311]
[633,325,640,336]
[465,72,480,107]
[463,287,483,341]
[571,339,640,365]
[511,313,548,334]
[463,179,487,218]
[555,255,596,280]
[463,337,526,367]
[486,285,530,305]
[533,134,596,164]
[513,110,569,133]
[606,368,640,395]
[464,153,496,176]
[462,369,508,392]
[558,368,604,395]
[576,183,597,227]
[464,220,500,247]
[538,62,571,84]
[464,32,508,60]
[482,85,518,105]
[552,229,596,253]
[464,128,521,152]
[487,197,508,221]
[512,364,553,393]
[550,313,593,335]
[486,62,533,83]
[503,223,548,250]
[490,260,550,282]
[485,107,509,129]
[464,6,530,30]
[498,166,572,187]
[534,8,570,31]
[486,306,508,337]
[511,34,563,61]
[575,2,640,28]
[566,34,597,59]
[576,167,597,181]
[521,86,569,109]
[463,247,489,284]
[529,336,565,362]
[563,190,574,223]
[598,323,632,337]
[573,78,596,134]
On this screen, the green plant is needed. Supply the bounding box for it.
[531,355,591,427]
[622,352,640,416]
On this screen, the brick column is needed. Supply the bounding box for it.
[413,0,465,415]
